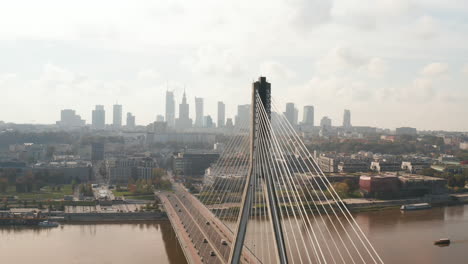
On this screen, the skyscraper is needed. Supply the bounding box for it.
[126,112,135,128]
[195,97,204,127]
[175,90,192,129]
[217,101,225,128]
[284,102,298,125]
[156,115,164,122]
[113,104,122,128]
[57,109,85,127]
[92,105,105,129]
[204,115,214,128]
[302,105,314,126]
[165,91,175,127]
[320,116,332,129]
[235,104,250,127]
[343,109,351,129]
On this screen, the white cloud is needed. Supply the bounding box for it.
[288,0,333,30]
[137,69,160,81]
[414,15,440,39]
[367,57,388,76]
[462,64,468,75]
[260,61,296,80]
[420,62,449,76]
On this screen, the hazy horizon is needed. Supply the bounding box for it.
[1,0,468,131]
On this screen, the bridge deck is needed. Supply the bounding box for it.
[159,184,256,264]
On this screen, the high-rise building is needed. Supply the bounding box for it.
[92,105,105,129]
[113,104,122,128]
[343,109,351,129]
[57,109,85,127]
[165,91,175,127]
[156,115,164,122]
[91,142,105,161]
[302,105,314,126]
[204,115,214,128]
[284,102,298,125]
[320,116,332,129]
[235,104,250,127]
[126,112,135,128]
[226,118,234,129]
[195,97,204,127]
[175,90,192,129]
[217,101,225,128]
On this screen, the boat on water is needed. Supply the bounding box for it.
[400,203,431,211]
[0,212,47,226]
[434,238,450,246]
[38,220,59,227]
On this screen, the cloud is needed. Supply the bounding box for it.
[316,47,388,77]
[183,45,245,77]
[137,69,160,81]
[462,64,468,75]
[367,57,388,76]
[260,61,296,80]
[288,0,333,30]
[414,15,440,39]
[420,62,449,76]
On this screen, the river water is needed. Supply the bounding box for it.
[0,205,467,264]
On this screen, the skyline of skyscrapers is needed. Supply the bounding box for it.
[217,101,225,128]
[126,112,135,128]
[113,104,122,128]
[195,97,204,128]
[302,105,314,126]
[165,91,175,128]
[235,104,250,127]
[92,105,105,129]
[176,90,192,129]
[284,102,298,125]
[343,109,351,129]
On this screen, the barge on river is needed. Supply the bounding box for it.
[0,211,47,226]
[400,203,431,211]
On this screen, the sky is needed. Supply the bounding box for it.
[0,0,467,131]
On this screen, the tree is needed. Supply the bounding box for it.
[333,182,350,198]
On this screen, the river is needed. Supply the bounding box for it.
[0,205,467,264]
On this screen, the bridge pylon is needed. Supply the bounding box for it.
[228,77,288,264]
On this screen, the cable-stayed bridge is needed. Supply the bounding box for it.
[159,77,384,264]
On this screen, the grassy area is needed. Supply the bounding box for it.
[112,190,134,197]
[0,184,73,200]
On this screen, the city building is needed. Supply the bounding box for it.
[320,116,332,129]
[371,161,402,172]
[302,105,314,126]
[91,142,105,161]
[217,101,225,128]
[165,91,175,127]
[396,127,417,135]
[460,142,468,150]
[56,109,85,127]
[91,105,105,129]
[401,161,431,174]
[175,91,192,130]
[195,97,204,127]
[343,109,351,129]
[338,160,371,173]
[284,103,298,125]
[126,113,135,128]
[172,152,219,177]
[226,118,234,129]
[108,157,159,183]
[204,115,214,128]
[156,115,164,122]
[113,104,122,128]
[317,155,339,173]
[359,175,400,196]
[235,104,250,127]
[398,175,448,197]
